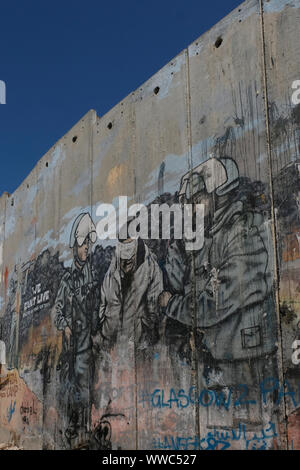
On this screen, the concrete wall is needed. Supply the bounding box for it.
[0,0,300,450]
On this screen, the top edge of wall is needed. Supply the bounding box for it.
[3,0,254,202]
[0,109,97,202]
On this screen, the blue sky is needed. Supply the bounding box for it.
[0,0,242,195]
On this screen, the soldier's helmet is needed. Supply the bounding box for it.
[69,213,97,248]
[178,156,239,203]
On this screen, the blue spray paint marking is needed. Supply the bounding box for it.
[139,385,256,410]
[139,378,300,410]
[7,400,16,423]
[152,421,277,451]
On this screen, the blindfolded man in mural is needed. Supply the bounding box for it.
[55,212,99,443]
[159,156,278,426]
[98,224,163,350]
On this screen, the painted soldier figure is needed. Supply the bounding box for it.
[159,156,278,426]
[55,212,99,441]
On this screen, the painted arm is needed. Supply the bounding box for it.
[164,240,187,294]
[166,215,268,328]
[144,257,164,331]
[54,278,71,331]
[99,273,122,342]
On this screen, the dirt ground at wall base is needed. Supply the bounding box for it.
[0,443,23,450]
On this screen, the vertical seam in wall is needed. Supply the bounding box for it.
[185,47,201,447]
[259,0,288,449]
[90,113,94,219]
[36,164,43,449]
[131,103,139,451]
[89,112,94,437]
[134,323,138,451]
[2,196,7,308]
[0,194,7,378]
[35,165,44,449]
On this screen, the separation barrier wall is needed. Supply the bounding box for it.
[0,0,300,450]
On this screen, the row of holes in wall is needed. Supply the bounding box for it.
[71,34,226,140]
[72,37,218,139]
[18,14,240,195]
[69,32,227,145]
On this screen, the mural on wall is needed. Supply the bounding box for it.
[160,157,278,410]
[3,93,300,448]
[0,0,299,450]
[0,152,284,449]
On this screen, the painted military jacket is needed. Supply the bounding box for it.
[55,261,99,354]
[165,200,277,361]
[99,239,163,347]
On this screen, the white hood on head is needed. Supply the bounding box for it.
[116,239,138,260]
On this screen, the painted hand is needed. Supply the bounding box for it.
[159,291,172,308]
[64,326,72,347]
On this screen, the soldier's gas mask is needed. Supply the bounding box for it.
[178,157,239,248]
[74,237,90,267]
[69,213,97,269]
[178,156,239,204]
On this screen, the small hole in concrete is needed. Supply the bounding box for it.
[27,184,29,189]
[46,162,48,167]
[215,37,223,48]
[154,86,160,95]
[72,136,78,143]
[11,198,14,207]
[107,122,113,130]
